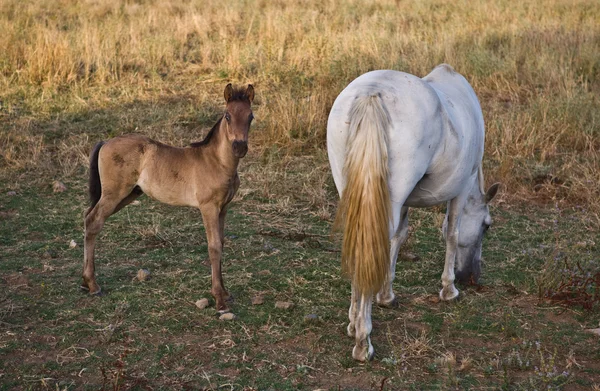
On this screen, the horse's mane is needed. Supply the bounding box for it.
[190,117,222,148]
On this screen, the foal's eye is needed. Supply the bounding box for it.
[225,113,231,122]
[249,113,254,122]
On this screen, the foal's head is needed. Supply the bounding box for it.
[223,83,254,158]
[444,181,500,285]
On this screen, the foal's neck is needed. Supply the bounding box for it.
[200,118,239,174]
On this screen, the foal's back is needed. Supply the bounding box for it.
[98,135,202,208]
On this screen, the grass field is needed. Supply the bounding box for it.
[1,0,599,390]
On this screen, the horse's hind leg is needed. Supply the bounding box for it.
[377,205,409,307]
[82,189,138,294]
[352,290,374,361]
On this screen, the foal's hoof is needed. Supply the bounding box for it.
[439,285,459,301]
[80,285,103,296]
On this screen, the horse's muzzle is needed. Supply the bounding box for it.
[232,140,248,158]
[455,258,481,285]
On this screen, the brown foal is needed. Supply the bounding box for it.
[82,84,254,312]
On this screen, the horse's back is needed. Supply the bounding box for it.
[328,66,485,206]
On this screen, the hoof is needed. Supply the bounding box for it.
[376,295,398,308]
[80,284,102,296]
[352,343,374,362]
[439,285,459,301]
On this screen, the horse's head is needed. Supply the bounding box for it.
[223,83,254,158]
[443,181,500,285]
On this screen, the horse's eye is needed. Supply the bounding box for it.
[483,224,490,233]
[225,113,231,122]
[249,113,254,122]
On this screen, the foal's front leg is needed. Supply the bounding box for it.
[200,205,229,312]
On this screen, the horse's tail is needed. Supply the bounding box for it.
[87,141,105,212]
[334,94,391,295]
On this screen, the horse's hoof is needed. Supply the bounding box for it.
[439,285,459,301]
[352,344,374,362]
[376,295,398,308]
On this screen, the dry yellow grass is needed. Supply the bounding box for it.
[0,0,598,211]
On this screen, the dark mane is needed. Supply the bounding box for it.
[228,86,252,102]
[190,117,222,147]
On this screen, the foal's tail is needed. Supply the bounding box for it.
[334,94,391,295]
[87,141,105,212]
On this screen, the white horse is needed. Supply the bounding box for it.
[327,64,499,361]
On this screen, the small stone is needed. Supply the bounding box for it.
[219,312,236,321]
[195,298,210,309]
[403,252,420,262]
[42,263,55,272]
[251,296,264,305]
[258,270,272,276]
[69,240,77,248]
[131,200,141,206]
[275,301,294,310]
[136,269,151,281]
[304,314,319,322]
[42,250,58,259]
[586,328,600,337]
[7,191,16,196]
[52,181,67,193]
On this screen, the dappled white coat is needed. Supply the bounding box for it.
[327,64,497,362]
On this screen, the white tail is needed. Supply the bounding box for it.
[334,94,392,295]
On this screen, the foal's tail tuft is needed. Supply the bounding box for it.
[334,94,392,295]
[88,141,105,211]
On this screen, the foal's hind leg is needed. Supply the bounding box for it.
[82,189,140,294]
[218,206,231,301]
[376,205,409,307]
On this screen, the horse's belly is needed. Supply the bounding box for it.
[402,175,462,207]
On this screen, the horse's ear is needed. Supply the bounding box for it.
[485,183,500,204]
[224,83,233,102]
[246,84,254,103]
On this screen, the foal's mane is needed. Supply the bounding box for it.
[190,117,222,148]
[189,86,252,148]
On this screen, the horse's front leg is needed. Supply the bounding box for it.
[352,290,374,361]
[377,205,408,307]
[200,204,229,313]
[440,195,466,301]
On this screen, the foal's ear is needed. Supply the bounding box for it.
[246,84,254,103]
[485,183,500,204]
[224,83,233,102]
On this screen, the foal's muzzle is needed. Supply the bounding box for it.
[232,140,248,158]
